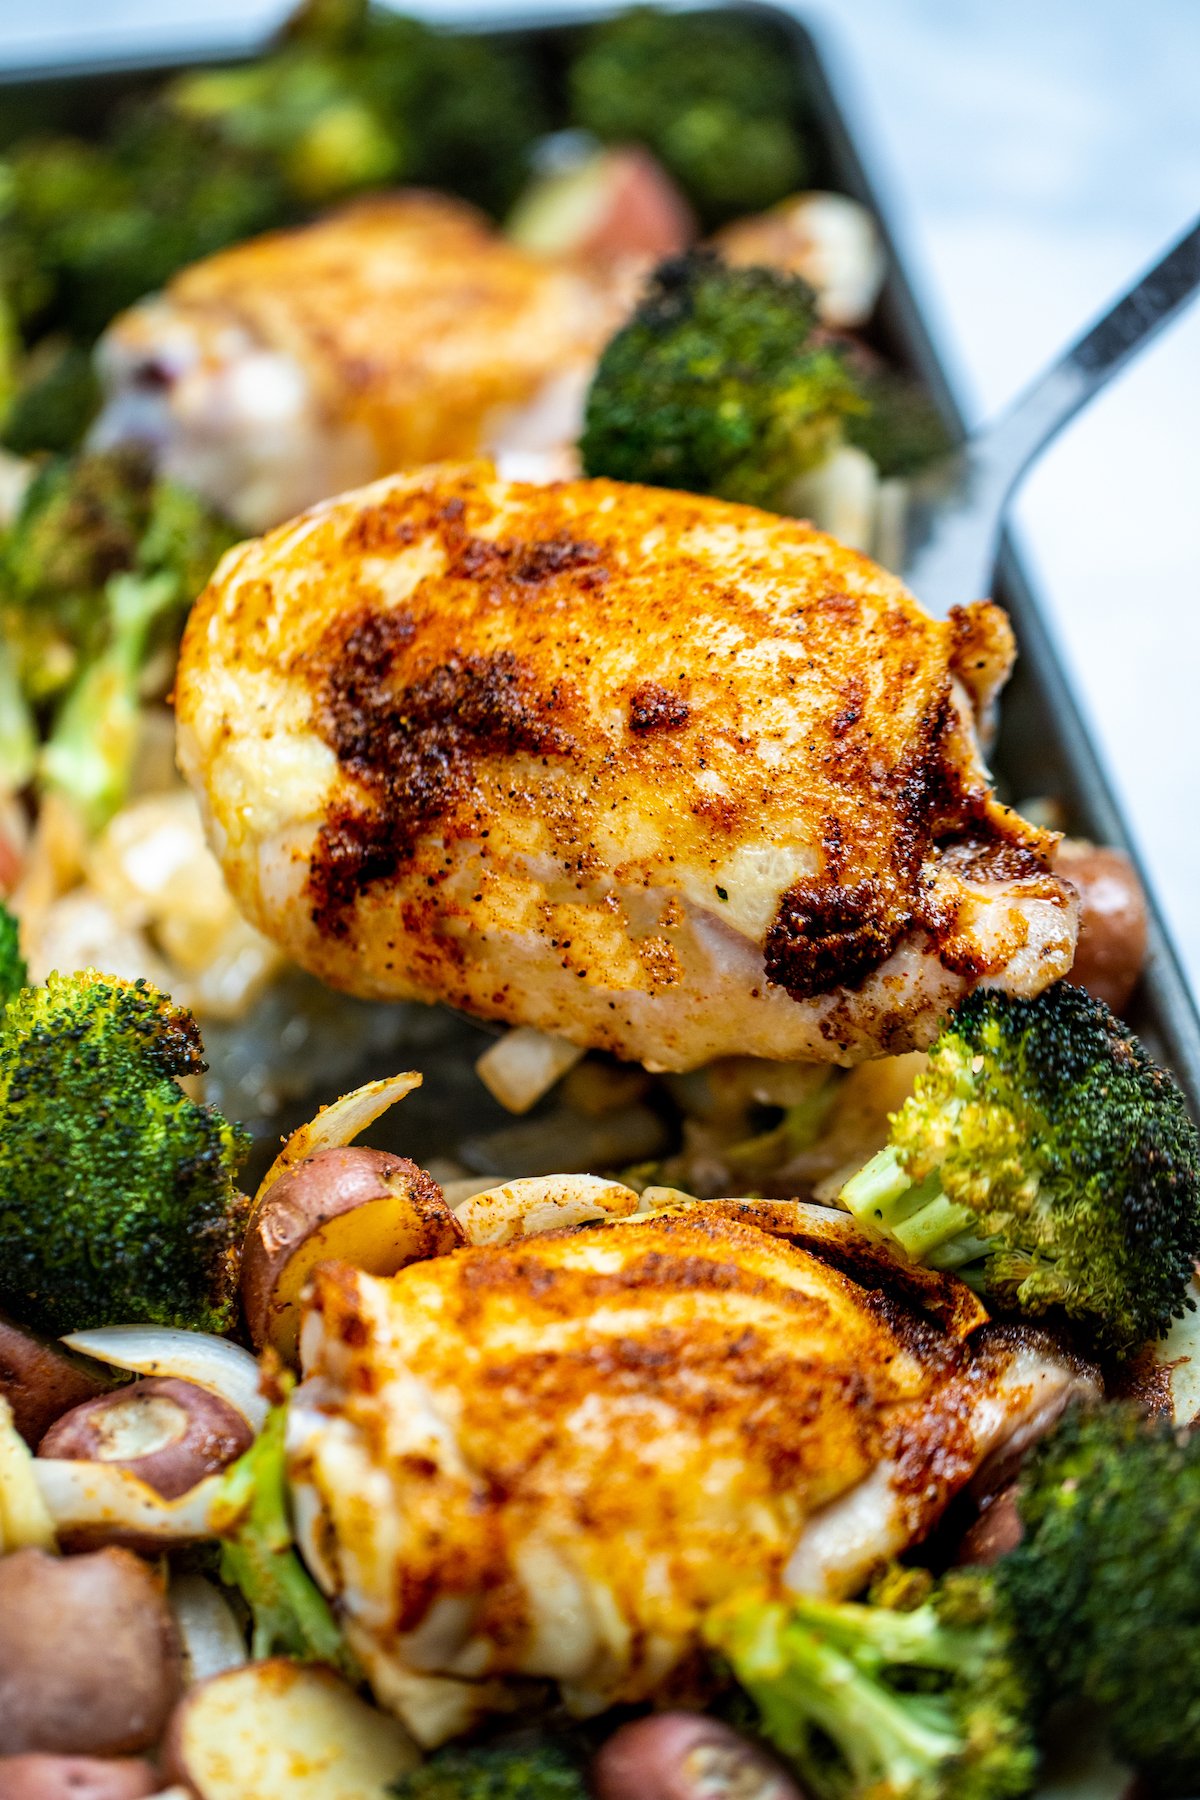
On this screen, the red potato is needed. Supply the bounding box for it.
[507,146,696,268]
[593,1714,807,1800]
[39,1378,252,1500]
[0,1548,182,1757]
[0,1755,160,1800]
[955,1484,1024,1568]
[1054,839,1149,1016]
[0,1317,115,1449]
[162,1658,418,1799]
[241,1147,464,1361]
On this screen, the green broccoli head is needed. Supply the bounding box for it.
[210,1402,356,1675]
[839,983,1200,1354]
[581,252,865,512]
[0,970,249,1334]
[0,902,26,1009]
[390,1738,588,1800]
[569,9,809,222]
[706,1564,1037,1800]
[1,446,237,825]
[997,1404,1200,1794]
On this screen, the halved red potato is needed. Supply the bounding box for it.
[0,1754,160,1800]
[241,1148,464,1361]
[507,145,696,268]
[1053,839,1148,1015]
[39,1378,252,1500]
[0,1316,115,1448]
[162,1659,418,1799]
[0,1547,181,1756]
[593,1714,805,1800]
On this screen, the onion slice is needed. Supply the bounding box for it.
[475,1028,584,1115]
[34,1458,222,1541]
[170,1572,248,1684]
[255,1070,423,1207]
[0,1396,57,1552]
[61,1326,269,1432]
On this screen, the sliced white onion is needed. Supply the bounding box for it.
[33,1459,221,1541]
[170,1572,248,1684]
[0,1396,57,1552]
[453,1172,639,1246]
[1153,1271,1200,1425]
[255,1069,423,1206]
[474,1028,585,1116]
[62,1325,269,1432]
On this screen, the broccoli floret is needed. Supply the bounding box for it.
[997,1405,1200,1794]
[390,1738,589,1800]
[210,1402,356,1675]
[568,9,809,222]
[0,902,26,1008]
[706,1564,1037,1800]
[581,252,865,512]
[839,983,1200,1353]
[2,339,99,455]
[846,370,954,479]
[1,447,236,824]
[0,970,248,1334]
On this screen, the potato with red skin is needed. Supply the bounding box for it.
[0,1316,116,1449]
[955,1484,1024,1567]
[0,1548,182,1756]
[0,1755,160,1800]
[1054,839,1148,1015]
[593,1714,806,1800]
[242,1148,464,1361]
[508,146,696,270]
[39,1378,252,1500]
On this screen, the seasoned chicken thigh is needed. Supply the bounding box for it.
[177,464,1076,1070]
[90,195,619,530]
[287,1203,1096,1744]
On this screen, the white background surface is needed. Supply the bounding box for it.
[2,0,1198,999]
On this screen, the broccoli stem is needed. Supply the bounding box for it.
[840,1145,978,1261]
[714,1598,964,1793]
[38,568,176,829]
[209,1406,357,1677]
[0,637,36,794]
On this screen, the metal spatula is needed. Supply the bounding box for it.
[901,216,1200,617]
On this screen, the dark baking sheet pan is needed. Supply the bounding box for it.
[3,0,1197,1128]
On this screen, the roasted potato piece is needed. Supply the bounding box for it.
[1055,839,1148,1015]
[162,1659,418,1799]
[0,1316,115,1448]
[0,1548,181,1756]
[39,1378,252,1500]
[593,1714,805,1800]
[0,1754,160,1800]
[241,1148,463,1361]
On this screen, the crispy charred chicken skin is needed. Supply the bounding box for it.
[287,1200,1096,1744]
[176,464,1076,1070]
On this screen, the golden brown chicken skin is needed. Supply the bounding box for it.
[287,1204,1095,1743]
[92,195,617,529]
[175,464,1077,1070]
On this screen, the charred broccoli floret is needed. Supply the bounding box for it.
[390,1738,588,1800]
[0,902,25,1008]
[997,1405,1200,1794]
[839,984,1200,1353]
[0,969,248,1334]
[568,9,809,222]
[210,1402,355,1675]
[707,1564,1037,1800]
[1,447,236,824]
[581,252,864,511]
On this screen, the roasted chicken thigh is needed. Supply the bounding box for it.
[91,194,619,531]
[177,464,1077,1070]
[287,1200,1096,1744]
